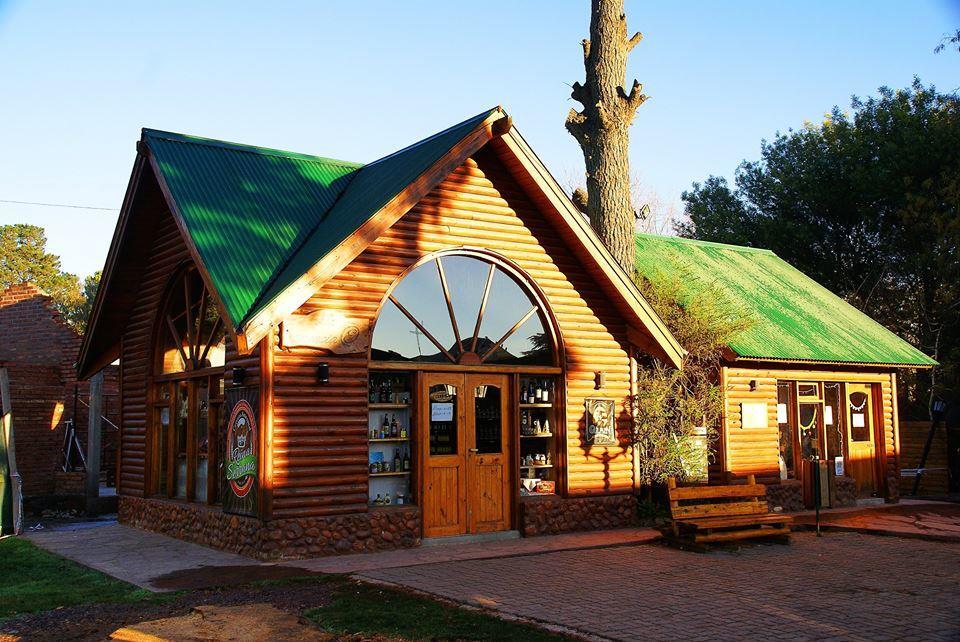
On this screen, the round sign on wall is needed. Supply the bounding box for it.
[225,399,257,498]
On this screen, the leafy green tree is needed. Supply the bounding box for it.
[0,224,93,331]
[629,270,751,493]
[678,80,960,413]
[935,29,960,54]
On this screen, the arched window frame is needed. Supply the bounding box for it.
[369,249,562,369]
[150,264,226,504]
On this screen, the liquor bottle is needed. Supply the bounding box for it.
[387,378,394,403]
[521,411,529,435]
[390,414,399,438]
[381,414,389,439]
[403,450,411,471]
[374,493,382,505]
[537,380,545,402]
[394,448,401,472]
[542,380,550,403]
[384,492,392,505]
[369,380,377,403]
[400,421,407,439]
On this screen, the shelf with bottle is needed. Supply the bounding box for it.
[369,372,413,406]
[519,375,558,496]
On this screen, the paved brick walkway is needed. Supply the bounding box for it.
[359,532,960,641]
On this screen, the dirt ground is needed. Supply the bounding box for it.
[0,580,346,641]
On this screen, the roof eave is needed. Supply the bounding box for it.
[729,353,938,369]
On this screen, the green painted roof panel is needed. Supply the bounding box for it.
[252,108,499,321]
[144,108,498,329]
[633,234,936,367]
[144,129,361,326]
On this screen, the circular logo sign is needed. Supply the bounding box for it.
[226,399,257,498]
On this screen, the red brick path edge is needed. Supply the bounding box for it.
[793,501,960,542]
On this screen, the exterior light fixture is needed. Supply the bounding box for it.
[317,362,330,384]
[749,380,757,391]
[932,398,946,419]
[594,371,605,390]
[231,366,246,387]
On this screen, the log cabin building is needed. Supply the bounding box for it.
[634,235,937,511]
[78,108,687,558]
[78,108,935,559]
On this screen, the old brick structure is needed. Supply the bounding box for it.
[0,284,117,503]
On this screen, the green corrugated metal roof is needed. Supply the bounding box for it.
[144,108,498,328]
[252,108,499,320]
[634,234,937,367]
[144,129,361,326]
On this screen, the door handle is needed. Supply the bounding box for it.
[468,448,479,453]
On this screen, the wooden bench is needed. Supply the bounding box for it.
[661,474,792,549]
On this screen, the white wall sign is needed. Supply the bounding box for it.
[431,402,454,422]
[852,413,865,428]
[834,456,845,476]
[741,402,768,429]
[776,403,788,424]
[824,406,834,426]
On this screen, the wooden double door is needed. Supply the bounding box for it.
[420,373,512,538]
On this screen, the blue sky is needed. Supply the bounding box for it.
[1,0,958,278]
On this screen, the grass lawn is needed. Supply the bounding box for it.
[3,537,571,640]
[306,578,572,641]
[0,537,155,620]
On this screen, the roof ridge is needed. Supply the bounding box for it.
[141,128,363,168]
[635,232,775,255]
[363,107,502,169]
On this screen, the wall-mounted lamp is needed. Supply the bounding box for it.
[749,379,757,391]
[231,366,246,387]
[317,362,330,384]
[594,371,606,390]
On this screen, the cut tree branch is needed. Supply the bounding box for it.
[570,81,591,107]
[581,38,591,60]
[565,108,589,146]
[627,31,643,52]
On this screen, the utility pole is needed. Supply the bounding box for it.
[85,371,103,515]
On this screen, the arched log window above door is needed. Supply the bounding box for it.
[371,253,556,366]
[152,265,226,504]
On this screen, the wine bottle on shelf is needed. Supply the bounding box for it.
[393,448,401,472]
[381,414,389,439]
[542,379,550,403]
[403,450,411,471]
[369,380,377,403]
[390,414,399,438]
[384,492,392,505]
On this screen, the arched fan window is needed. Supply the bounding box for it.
[159,267,226,374]
[153,266,226,504]
[371,254,554,366]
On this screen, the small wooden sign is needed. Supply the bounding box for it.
[585,398,617,446]
[281,309,372,354]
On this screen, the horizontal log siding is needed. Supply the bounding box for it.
[119,208,188,496]
[272,151,635,518]
[120,206,260,499]
[721,365,898,488]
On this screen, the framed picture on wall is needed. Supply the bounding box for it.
[585,398,617,446]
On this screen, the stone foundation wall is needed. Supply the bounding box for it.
[519,494,637,536]
[764,479,804,512]
[119,496,421,560]
[834,476,858,507]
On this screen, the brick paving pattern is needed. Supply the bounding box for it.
[360,532,960,641]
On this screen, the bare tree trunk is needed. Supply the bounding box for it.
[567,0,647,273]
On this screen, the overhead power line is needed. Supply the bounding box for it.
[0,199,117,211]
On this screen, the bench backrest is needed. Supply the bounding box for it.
[667,475,768,520]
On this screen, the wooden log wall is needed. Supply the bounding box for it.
[269,148,638,519]
[119,200,259,498]
[721,365,898,490]
[899,419,949,496]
